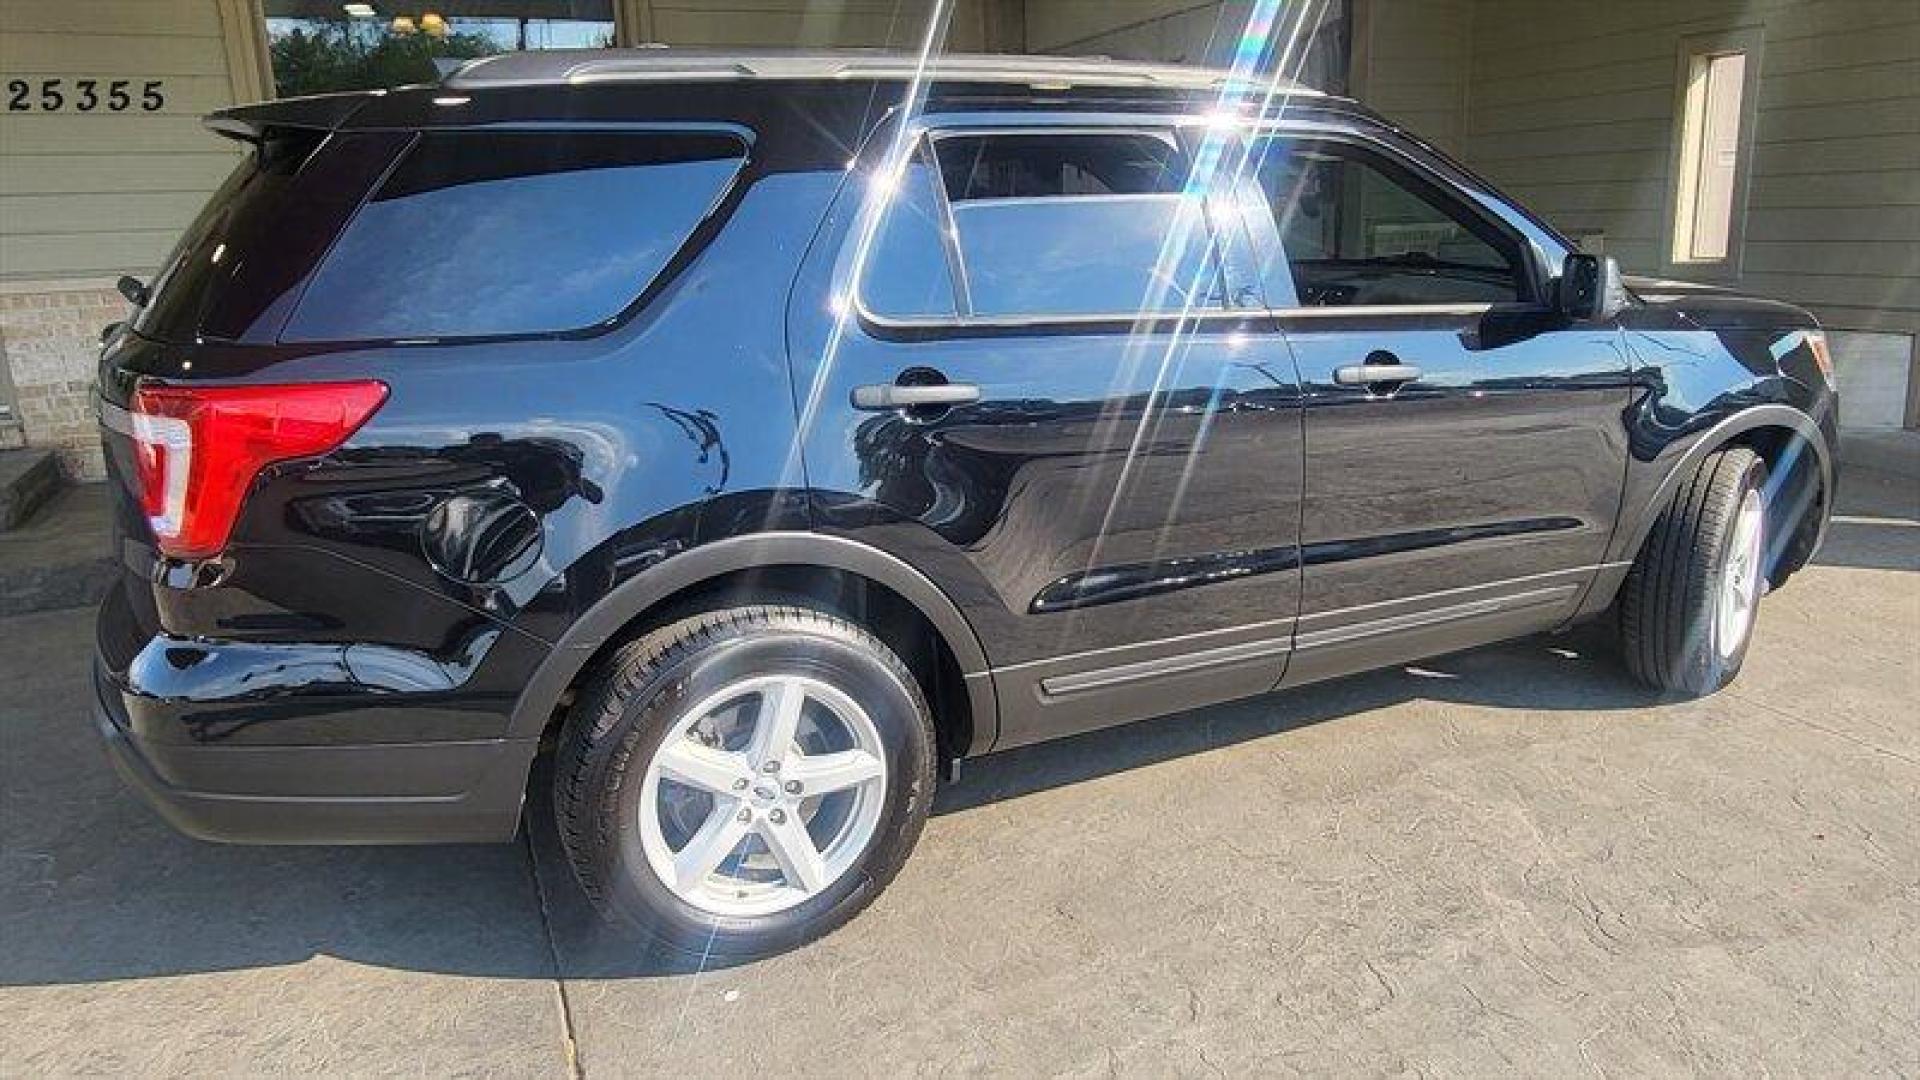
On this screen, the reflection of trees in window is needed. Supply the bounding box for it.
[268,19,503,96]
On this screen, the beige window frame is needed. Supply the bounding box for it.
[1665,28,1762,277]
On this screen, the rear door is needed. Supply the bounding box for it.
[789,117,1305,749]
[1242,130,1632,685]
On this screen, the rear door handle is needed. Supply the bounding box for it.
[1333,363,1423,386]
[850,383,981,410]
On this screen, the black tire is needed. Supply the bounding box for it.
[552,605,936,960]
[1617,447,1770,695]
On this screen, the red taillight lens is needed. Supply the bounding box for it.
[129,380,388,560]
[1805,330,1837,390]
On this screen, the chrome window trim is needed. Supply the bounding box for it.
[853,298,1497,333]
[927,126,1181,146]
[948,192,1201,212]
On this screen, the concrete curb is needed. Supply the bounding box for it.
[1839,431,1920,482]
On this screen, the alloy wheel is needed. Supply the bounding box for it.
[638,674,888,917]
[1715,487,1766,660]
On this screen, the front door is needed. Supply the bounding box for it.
[1243,132,1632,685]
[789,120,1305,748]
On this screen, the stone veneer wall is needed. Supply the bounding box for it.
[0,281,127,482]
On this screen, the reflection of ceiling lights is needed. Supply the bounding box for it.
[342,2,374,16]
[386,12,448,37]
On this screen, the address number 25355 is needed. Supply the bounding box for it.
[7,79,167,113]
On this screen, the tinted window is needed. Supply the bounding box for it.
[859,151,959,319]
[1255,139,1526,307]
[930,132,1230,318]
[283,130,745,341]
[937,132,1183,199]
[135,127,361,344]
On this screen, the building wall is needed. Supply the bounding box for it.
[1,0,267,281]
[1349,0,1471,154]
[1027,1,1240,64]
[0,0,270,476]
[1026,1,1348,89]
[1356,0,1920,430]
[621,0,998,50]
[0,281,124,478]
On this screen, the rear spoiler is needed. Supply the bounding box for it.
[203,90,384,143]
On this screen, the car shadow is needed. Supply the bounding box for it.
[1,617,1667,988]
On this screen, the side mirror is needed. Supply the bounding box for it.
[116,274,150,309]
[1556,253,1626,322]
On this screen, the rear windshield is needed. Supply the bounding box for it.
[284,130,747,341]
[135,127,746,345]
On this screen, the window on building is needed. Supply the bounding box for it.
[282,130,745,341]
[1672,44,1755,266]
[264,2,615,97]
[1252,139,1528,308]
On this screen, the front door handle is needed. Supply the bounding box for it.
[850,383,981,410]
[1333,362,1423,387]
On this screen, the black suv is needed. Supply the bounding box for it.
[94,50,1837,959]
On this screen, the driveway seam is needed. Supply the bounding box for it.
[524,828,584,1079]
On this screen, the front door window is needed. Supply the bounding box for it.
[1255,138,1530,308]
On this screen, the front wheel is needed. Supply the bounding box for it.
[553,606,937,960]
[1617,446,1770,695]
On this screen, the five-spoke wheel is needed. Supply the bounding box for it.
[641,675,888,916]
[554,606,935,959]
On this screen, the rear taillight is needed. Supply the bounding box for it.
[1805,330,1837,391]
[129,380,388,560]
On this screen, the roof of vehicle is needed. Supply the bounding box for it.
[442,47,1322,95]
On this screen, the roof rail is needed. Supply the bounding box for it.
[443,48,1320,96]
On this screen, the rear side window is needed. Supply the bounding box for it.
[283,130,746,342]
[859,130,1236,321]
[136,127,402,345]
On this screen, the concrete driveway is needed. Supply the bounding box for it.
[4,467,1916,1078]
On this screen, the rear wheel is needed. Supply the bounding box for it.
[553,605,936,959]
[1617,447,1770,695]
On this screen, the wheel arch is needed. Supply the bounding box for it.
[506,532,999,759]
[1606,403,1834,583]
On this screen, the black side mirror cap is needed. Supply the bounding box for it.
[1556,253,1626,322]
[116,274,150,308]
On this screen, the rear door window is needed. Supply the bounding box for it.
[282,130,746,342]
[859,146,960,319]
[857,130,1239,321]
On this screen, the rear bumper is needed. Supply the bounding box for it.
[92,656,535,845]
